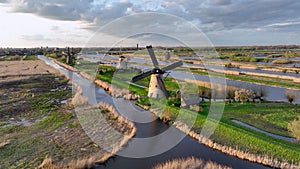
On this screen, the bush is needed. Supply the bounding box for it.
[234,89,254,103]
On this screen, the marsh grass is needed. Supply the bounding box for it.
[37,156,96,169]
[152,157,232,169]
[288,116,300,141]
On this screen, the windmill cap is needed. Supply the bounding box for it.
[151,68,164,74]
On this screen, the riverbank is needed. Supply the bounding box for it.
[0,59,135,168]
[43,57,137,165]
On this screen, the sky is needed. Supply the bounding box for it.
[0,0,300,47]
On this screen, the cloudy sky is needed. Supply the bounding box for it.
[1,0,300,47]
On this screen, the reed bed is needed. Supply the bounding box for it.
[94,79,139,100]
[53,60,74,71]
[37,156,96,169]
[243,71,300,82]
[152,157,232,169]
[72,84,89,106]
[288,116,300,141]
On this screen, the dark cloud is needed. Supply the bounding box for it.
[5,0,93,21]
[210,0,231,6]
[177,0,300,31]
[1,0,300,34]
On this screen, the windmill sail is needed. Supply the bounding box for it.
[161,61,183,72]
[132,70,152,82]
[131,45,183,99]
[146,45,159,68]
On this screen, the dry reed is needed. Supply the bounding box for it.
[152,157,232,169]
[288,116,300,141]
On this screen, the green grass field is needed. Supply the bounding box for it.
[94,64,300,164]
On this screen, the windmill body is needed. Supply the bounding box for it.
[116,56,127,70]
[132,45,183,99]
[148,74,166,98]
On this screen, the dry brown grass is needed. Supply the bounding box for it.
[72,84,89,106]
[98,102,136,138]
[94,79,139,100]
[173,121,300,169]
[0,140,10,148]
[37,156,96,169]
[244,71,300,83]
[288,116,300,141]
[0,60,60,83]
[210,68,240,76]
[152,157,232,169]
[53,60,74,71]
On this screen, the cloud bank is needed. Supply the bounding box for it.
[1,0,300,46]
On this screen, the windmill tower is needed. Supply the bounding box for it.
[116,55,127,70]
[66,47,73,65]
[165,51,171,60]
[132,45,183,99]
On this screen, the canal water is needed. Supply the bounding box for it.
[39,55,269,169]
[82,54,300,103]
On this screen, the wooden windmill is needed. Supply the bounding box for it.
[116,55,127,70]
[132,45,183,98]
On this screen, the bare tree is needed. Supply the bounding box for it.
[252,86,268,102]
[199,89,206,102]
[226,86,236,103]
[285,90,297,104]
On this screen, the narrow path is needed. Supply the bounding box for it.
[231,119,298,143]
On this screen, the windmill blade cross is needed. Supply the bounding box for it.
[161,61,183,72]
[146,45,159,68]
[132,70,152,82]
[157,75,168,98]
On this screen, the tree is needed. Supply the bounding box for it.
[234,89,254,104]
[199,89,206,102]
[253,86,268,102]
[226,86,236,103]
[285,90,297,104]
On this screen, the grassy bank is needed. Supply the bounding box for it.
[94,65,300,167]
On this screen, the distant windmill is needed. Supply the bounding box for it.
[116,55,127,70]
[165,51,171,60]
[66,47,74,65]
[132,45,183,98]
